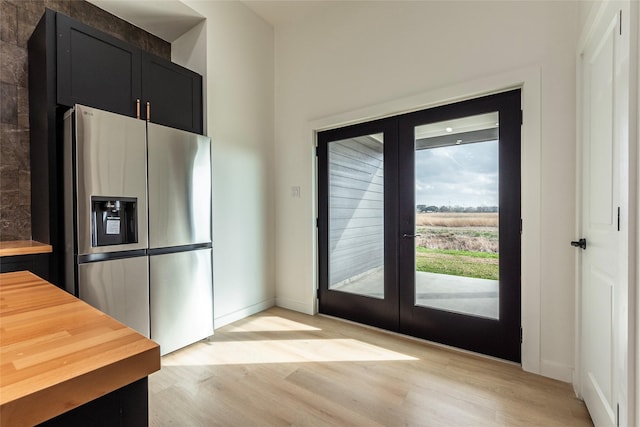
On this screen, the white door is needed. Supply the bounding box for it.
[578,2,632,426]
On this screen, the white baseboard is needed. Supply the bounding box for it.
[541,359,574,383]
[275,296,315,315]
[214,299,275,329]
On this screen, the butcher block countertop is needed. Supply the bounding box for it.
[0,271,160,426]
[0,240,53,257]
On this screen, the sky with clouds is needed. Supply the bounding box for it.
[415,140,498,208]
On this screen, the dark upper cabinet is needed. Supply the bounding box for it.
[142,52,203,134]
[55,11,203,134]
[28,9,204,287]
[56,13,142,118]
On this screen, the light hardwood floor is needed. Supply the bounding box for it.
[149,307,592,426]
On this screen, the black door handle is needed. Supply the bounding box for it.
[571,238,587,250]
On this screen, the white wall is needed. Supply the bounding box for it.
[274,1,580,381]
[178,0,276,328]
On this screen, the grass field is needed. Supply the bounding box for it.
[416,212,498,227]
[416,247,499,280]
[415,213,499,279]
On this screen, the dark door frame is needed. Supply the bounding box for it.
[398,89,521,362]
[317,117,400,331]
[317,89,522,362]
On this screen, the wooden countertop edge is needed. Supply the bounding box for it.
[0,271,161,426]
[0,344,160,427]
[0,240,53,257]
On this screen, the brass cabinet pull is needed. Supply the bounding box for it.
[136,99,140,119]
[146,102,150,122]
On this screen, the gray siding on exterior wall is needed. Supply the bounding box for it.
[329,135,384,286]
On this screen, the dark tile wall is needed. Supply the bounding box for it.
[0,0,170,241]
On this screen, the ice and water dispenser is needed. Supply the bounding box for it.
[91,196,139,247]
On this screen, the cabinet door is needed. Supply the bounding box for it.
[0,254,50,281]
[56,13,141,117]
[142,52,203,134]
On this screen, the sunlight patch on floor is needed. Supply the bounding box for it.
[223,316,322,333]
[161,338,418,366]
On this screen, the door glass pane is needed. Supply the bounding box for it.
[413,113,499,319]
[328,133,384,299]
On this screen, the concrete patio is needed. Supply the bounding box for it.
[332,269,499,319]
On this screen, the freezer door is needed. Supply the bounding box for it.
[73,105,148,255]
[78,256,150,337]
[150,249,213,355]
[147,123,211,249]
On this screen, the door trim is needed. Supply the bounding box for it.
[309,66,545,376]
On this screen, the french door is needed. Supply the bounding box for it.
[318,90,521,362]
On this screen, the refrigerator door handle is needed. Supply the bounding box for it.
[136,99,140,119]
[146,102,150,122]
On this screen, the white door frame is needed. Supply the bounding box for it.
[310,66,545,376]
[574,1,637,425]
[636,3,640,424]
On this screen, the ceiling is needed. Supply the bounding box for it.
[87,0,205,41]
[415,112,499,140]
[87,0,332,42]
[242,1,331,27]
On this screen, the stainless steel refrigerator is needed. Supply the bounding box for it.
[63,104,213,356]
